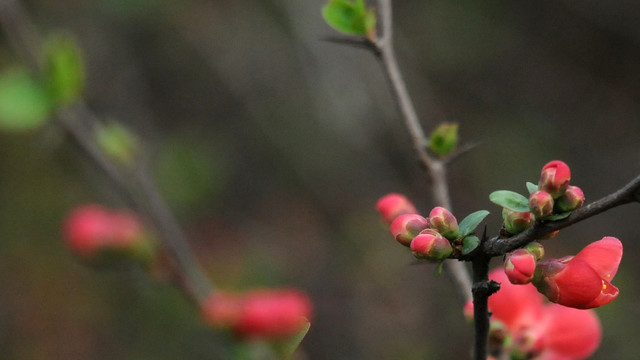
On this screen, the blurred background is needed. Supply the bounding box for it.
[1,0,640,358]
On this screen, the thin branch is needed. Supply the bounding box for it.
[374,0,472,305]
[0,0,214,303]
[482,173,640,257]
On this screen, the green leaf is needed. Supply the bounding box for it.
[526,182,538,195]
[461,235,480,255]
[43,33,85,105]
[489,190,530,212]
[96,121,138,165]
[322,0,370,36]
[429,123,458,157]
[0,67,52,131]
[458,210,490,237]
[273,320,311,359]
[545,211,571,221]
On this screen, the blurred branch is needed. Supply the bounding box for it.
[0,0,214,303]
[373,0,473,305]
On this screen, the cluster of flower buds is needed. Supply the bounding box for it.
[377,194,463,261]
[503,237,622,309]
[201,289,312,340]
[529,160,585,219]
[63,204,156,266]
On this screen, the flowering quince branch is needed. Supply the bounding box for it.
[323,1,640,359]
[482,173,640,257]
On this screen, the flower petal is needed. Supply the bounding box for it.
[573,236,622,280]
[583,279,619,309]
[536,304,601,359]
[489,269,543,331]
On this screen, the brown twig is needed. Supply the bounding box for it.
[373,0,472,305]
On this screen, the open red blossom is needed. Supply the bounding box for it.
[376,193,418,224]
[467,269,601,360]
[533,237,622,309]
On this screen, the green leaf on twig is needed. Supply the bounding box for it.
[0,67,52,131]
[429,123,458,157]
[461,235,480,255]
[96,121,138,165]
[526,182,538,195]
[458,210,489,237]
[322,0,376,37]
[545,211,572,221]
[43,33,85,105]
[489,190,530,212]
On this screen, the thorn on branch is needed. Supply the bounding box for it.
[472,279,501,297]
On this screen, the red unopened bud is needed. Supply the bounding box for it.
[428,206,459,240]
[505,249,537,284]
[410,229,453,260]
[528,191,554,219]
[63,204,155,265]
[532,237,622,309]
[390,214,430,246]
[234,289,312,340]
[555,185,585,212]
[502,208,534,235]
[201,292,244,330]
[524,241,545,260]
[538,160,571,198]
[376,193,418,224]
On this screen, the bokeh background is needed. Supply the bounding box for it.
[1,0,640,359]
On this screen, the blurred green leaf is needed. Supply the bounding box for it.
[429,123,458,157]
[96,121,138,165]
[458,210,489,237]
[461,235,480,255]
[0,67,52,131]
[434,261,445,277]
[322,0,375,36]
[526,182,538,194]
[489,190,530,212]
[43,33,85,105]
[274,320,311,359]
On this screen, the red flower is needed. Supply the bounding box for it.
[63,204,147,260]
[533,236,622,309]
[468,269,601,359]
[376,193,418,224]
[202,289,312,340]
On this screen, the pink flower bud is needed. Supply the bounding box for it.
[376,193,418,224]
[528,191,554,219]
[63,204,154,265]
[201,289,312,340]
[502,208,534,235]
[532,237,622,309]
[538,160,571,198]
[555,185,585,212]
[410,229,453,260]
[524,241,545,260]
[428,206,459,240]
[233,289,312,340]
[390,214,430,246]
[504,249,537,284]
